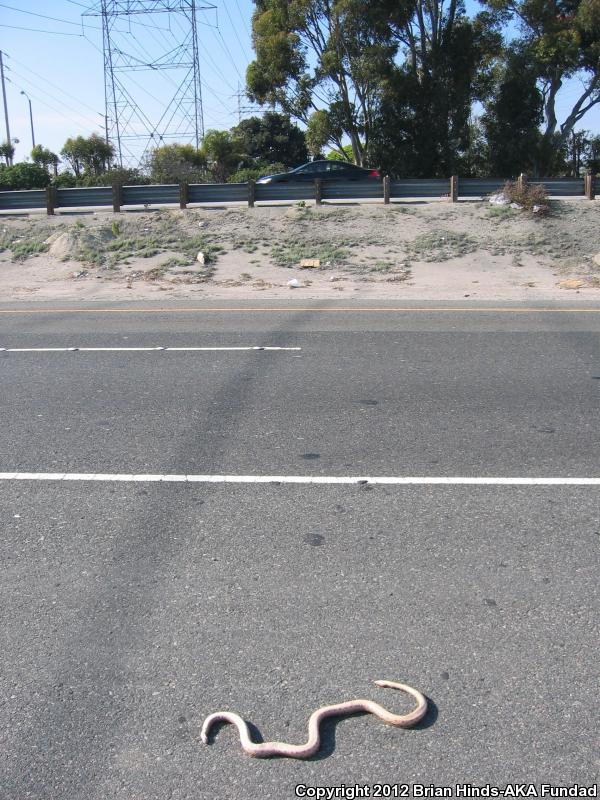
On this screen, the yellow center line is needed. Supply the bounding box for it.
[1,306,600,314]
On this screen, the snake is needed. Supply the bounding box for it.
[200,679,427,759]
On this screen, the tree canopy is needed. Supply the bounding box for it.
[61,134,114,178]
[480,0,600,171]
[247,0,599,177]
[0,141,15,167]
[247,0,410,165]
[31,145,60,176]
[146,143,207,183]
[232,112,307,167]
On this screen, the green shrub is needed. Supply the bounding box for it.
[228,162,285,183]
[51,172,78,188]
[11,239,48,260]
[81,168,150,186]
[51,168,150,188]
[0,162,51,190]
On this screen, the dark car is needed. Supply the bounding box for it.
[256,160,380,184]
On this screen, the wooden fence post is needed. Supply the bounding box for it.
[517,173,527,191]
[112,183,122,213]
[383,175,390,204]
[179,182,188,209]
[450,175,458,202]
[247,179,255,208]
[584,173,595,200]
[45,185,56,216]
[315,178,322,206]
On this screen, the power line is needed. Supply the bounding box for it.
[0,23,83,37]
[232,0,253,40]
[157,13,237,121]
[197,12,244,81]
[4,77,101,140]
[215,25,245,82]
[5,67,104,131]
[0,1,173,37]
[191,7,246,83]
[0,2,86,27]
[4,53,103,119]
[221,0,253,63]
[168,10,236,94]
[66,0,174,32]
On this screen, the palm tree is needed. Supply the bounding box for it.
[0,141,15,166]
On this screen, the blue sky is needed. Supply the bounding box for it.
[0,0,598,166]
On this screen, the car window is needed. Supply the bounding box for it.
[327,163,346,171]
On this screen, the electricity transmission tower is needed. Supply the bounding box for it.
[231,82,261,124]
[83,1,215,168]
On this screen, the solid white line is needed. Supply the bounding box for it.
[1,346,301,352]
[0,473,599,485]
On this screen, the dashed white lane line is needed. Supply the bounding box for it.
[0,346,301,352]
[0,473,599,485]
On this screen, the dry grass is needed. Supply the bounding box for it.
[502,180,549,213]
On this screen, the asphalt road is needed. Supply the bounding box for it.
[1,301,599,800]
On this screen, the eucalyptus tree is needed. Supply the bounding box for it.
[247,0,412,165]
[481,0,600,169]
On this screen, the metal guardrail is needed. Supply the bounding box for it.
[56,186,113,208]
[0,175,595,213]
[390,179,450,197]
[122,184,179,205]
[255,182,314,202]
[0,188,47,210]
[189,182,247,203]
[528,177,585,196]
[459,178,505,197]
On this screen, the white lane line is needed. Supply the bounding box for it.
[0,473,599,485]
[0,346,301,352]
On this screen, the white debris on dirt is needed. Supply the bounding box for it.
[489,193,510,206]
[287,278,301,288]
[196,251,205,265]
[510,202,524,210]
[593,253,600,267]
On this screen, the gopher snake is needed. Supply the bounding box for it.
[201,679,427,759]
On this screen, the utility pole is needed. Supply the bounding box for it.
[0,50,12,164]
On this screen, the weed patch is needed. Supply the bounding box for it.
[0,225,49,261]
[10,239,48,260]
[97,220,219,268]
[488,205,515,220]
[407,229,478,261]
[271,238,348,268]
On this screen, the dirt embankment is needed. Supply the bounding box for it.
[1,199,599,301]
